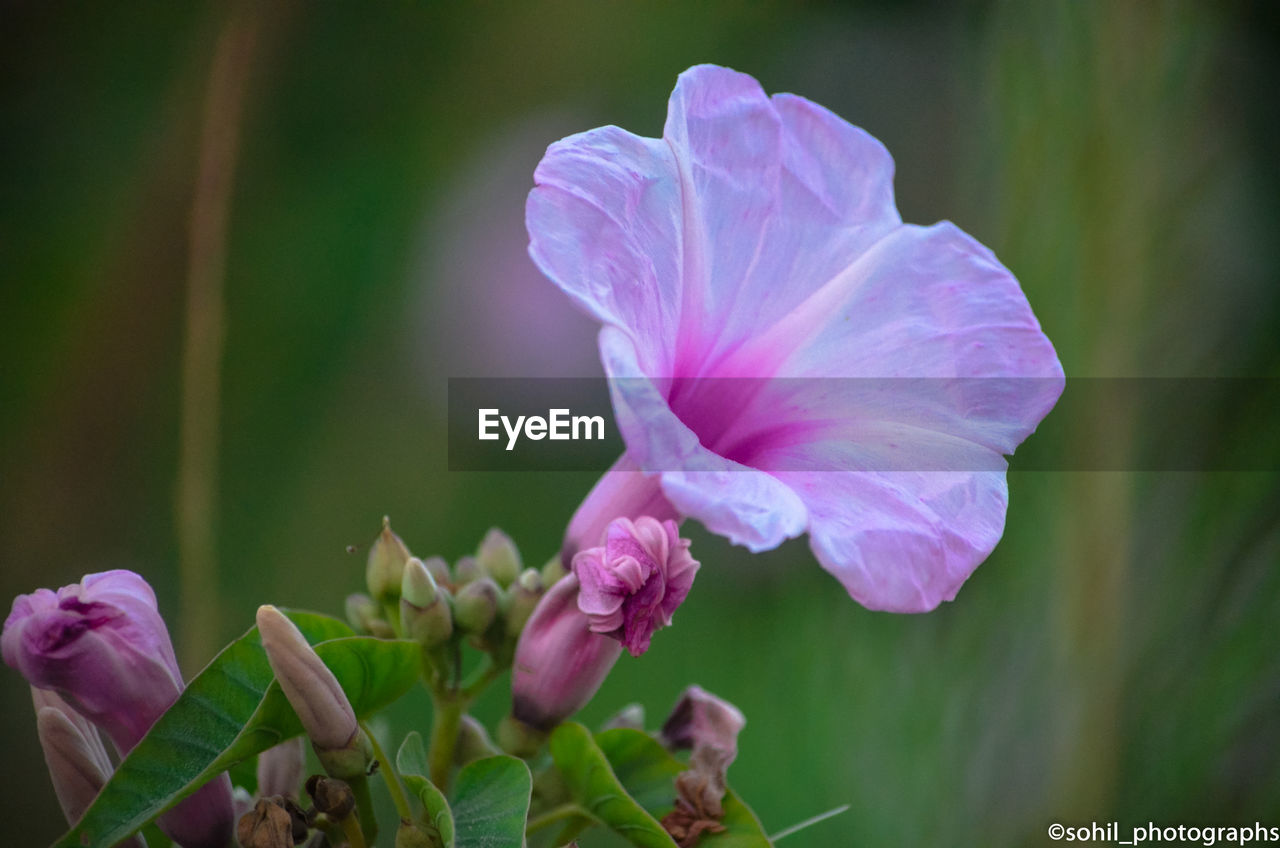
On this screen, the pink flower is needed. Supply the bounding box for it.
[3,570,234,848]
[573,517,698,656]
[527,64,1063,612]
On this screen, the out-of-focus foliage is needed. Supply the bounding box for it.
[2,2,1277,845]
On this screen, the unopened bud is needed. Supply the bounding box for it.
[420,555,452,588]
[257,737,306,799]
[34,695,111,824]
[345,593,380,634]
[237,799,294,848]
[496,713,547,759]
[366,516,412,602]
[540,554,568,587]
[401,557,439,607]
[476,528,521,588]
[453,577,499,635]
[258,606,371,779]
[454,714,502,765]
[306,774,356,820]
[504,569,544,637]
[401,585,454,649]
[601,703,646,731]
[453,555,482,585]
[395,820,440,848]
[510,575,622,730]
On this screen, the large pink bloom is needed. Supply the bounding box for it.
[527,65,1063,612]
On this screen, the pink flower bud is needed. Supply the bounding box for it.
[256,737,306,799]
[256,605,357,752]
[3,570,233,848]
[510,574,622,731]
[573,517,698,657]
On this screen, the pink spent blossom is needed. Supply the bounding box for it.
[527,64,1063,612]
[573,516,698,656]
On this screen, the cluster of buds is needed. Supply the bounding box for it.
[346,518,559,671]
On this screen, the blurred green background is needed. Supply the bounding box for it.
[3,1,1278,845]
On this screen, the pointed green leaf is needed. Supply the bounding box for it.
[596,728,773,847]
[54,611,421,848]
[398,730,456,847]
[451,755,533,848]
[549,722,677,848]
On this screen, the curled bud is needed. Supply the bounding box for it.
[257,605,371,778]
[510,574,621,730]
[237,798,294,848]
[476,528,521,588]
[453,577,499,635]
[366,516,412,602]
[504,569,544,638]
[257,737,306,799]
[306,774,356,820]
[573,517,698,657]
[401,557,438,607]
[453,555,482,586]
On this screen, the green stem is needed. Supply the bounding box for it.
[525,803,597,835]
[340,812,368,848]
[351,774,378,846]
[428,695,464,789]
[363,721,411,821]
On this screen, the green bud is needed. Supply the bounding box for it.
[496,713,547,759]
[420,555,452,588]
[344,593,380,634]
[601,703,646,731]
[366,516,412,602]
[504,569,544,637]
[395,821,441,848]
[540,554,568,587]
[454,715,502,766]
[453,577,499,635]
[453,555,482,585]
[401,585,454,648]
[401,557,438,607]
[476,528,521,588]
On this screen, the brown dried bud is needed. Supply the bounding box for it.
[237,798,294,848]
[306,774,356,820]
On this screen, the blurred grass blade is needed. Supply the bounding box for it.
[768,804,849,842]
[596,727,773,847]
[53,611,420,848]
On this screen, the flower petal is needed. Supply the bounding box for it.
[600,327,807,551]
[779,469,1009,612]
[527,126,683,376]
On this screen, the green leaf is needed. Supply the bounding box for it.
[596,728,773,848]
[54,611,421,848]
[451,755,533,848]
[549,722,677,848]
[398,731,456,847]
